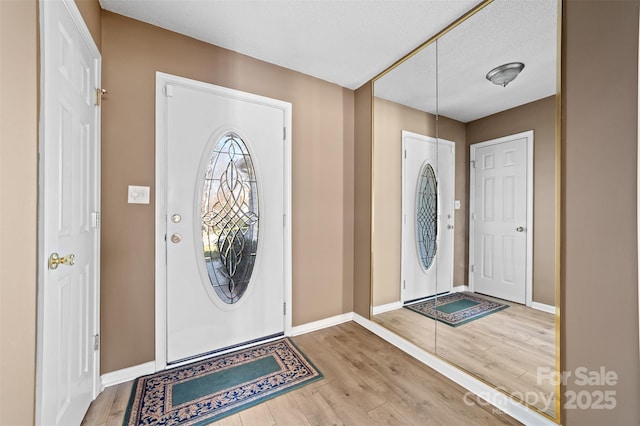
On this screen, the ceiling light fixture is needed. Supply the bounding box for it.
[486,62,525,87]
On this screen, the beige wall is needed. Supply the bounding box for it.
[354,83,373,317]
[563,1,640,424]
[0,1,38,424]
[3,2,640,425]
[371,98,467,306]
[466,96,557,306]
[100,12,355,373]
[75,0,102,51]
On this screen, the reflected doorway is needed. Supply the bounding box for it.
[401,131,455,302]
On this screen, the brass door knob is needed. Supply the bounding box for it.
[48,253,75,270]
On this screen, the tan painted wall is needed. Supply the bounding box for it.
[354,83,373,317]
[74,0,102,51]
[563,1,640,424]
[466,96,557,306]
[371,98,467,306]
[0,1,38,424]
[100,12,355,373]
[2,2,639,425]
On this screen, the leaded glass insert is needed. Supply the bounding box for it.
[201,132,259,304]
[416,163,438,270]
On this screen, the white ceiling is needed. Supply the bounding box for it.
[98,0,483,90]
[375,0,558,122]
[98,0,557,122]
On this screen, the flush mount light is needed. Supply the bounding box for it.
[486,62,525,87]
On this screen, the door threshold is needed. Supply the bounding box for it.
[167,332,285,368]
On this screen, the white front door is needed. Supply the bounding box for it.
[470,131,533,304]
[156,74,291,365]
[37,0,101,424]
[401,131,455,302]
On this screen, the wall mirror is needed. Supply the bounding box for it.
[371,0,560,420]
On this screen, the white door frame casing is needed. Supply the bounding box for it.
[469,130,534,306]
[36,0,101,422]
[154,73,293,371]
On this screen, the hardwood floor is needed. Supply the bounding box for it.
[82,321,521,425]
[373,297,556,417]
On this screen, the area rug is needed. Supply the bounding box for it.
[123,338,322,426]
[404,292,508,327]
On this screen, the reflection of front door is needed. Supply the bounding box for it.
[156,74,291,365]
[470,131,532,304]
[401,131,455,302]
[38,0,101,424]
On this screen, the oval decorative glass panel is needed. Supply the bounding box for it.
[416,163,438,270]
[201,132,259,304]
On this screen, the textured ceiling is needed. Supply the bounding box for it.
[98,0,483,90]
[98,0,557,122]
[375,0,558,122]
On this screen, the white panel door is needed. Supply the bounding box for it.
[38,0,101,424]
[402,131,455,302]
[158,75,289,364]
[471,134,529,303]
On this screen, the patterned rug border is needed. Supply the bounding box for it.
[404,292,509,327]
[123,337,323,426]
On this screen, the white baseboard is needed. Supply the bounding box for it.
[290,312,354,336]
[372,301,402,315]
[100,361,155,389]
[452,285,469,293]
[531,302,556,315]
[352,313,557,426]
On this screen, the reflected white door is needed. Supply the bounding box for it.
[401,131,455,302]
[470,131,532,304]
[38,0,101,424]
[157,74,291,364]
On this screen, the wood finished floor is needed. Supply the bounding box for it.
[374,296,556,417]
[81,321,521,425]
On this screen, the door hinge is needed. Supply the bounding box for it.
[283,127,287,140]
[91,212,101,228]
[283,302,287,315]
[164,84,174,97]
[470,160,476,168]
[404,149,407,159]
[95,88,107,106]
[403,280,406,289]
[93,334,100,351]
[470,265,475,273]
[283,214,286,227]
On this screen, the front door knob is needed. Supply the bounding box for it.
[516,226,525,232]
[48,253,75,270]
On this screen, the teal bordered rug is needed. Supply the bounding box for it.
[123,338,322,425]
[405,292,508,327]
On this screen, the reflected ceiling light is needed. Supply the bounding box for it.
[486,62,525,87]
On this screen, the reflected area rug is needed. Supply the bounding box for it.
[123,338,322,426]
[404,292,508,327]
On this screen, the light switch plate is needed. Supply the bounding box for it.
[128,185,150,204]
[454,200,461,210]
